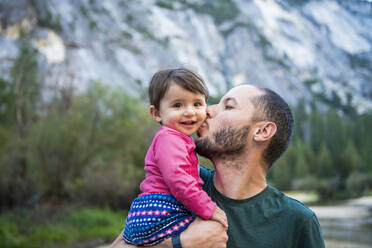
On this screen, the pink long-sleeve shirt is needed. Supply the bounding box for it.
[139,125,216,220]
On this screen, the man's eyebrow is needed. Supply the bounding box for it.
[224,97,237,104]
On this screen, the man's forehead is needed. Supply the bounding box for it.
[222,85,262,103]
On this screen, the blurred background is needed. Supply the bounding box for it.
[0,0,372,247]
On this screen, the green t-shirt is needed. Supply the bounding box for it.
[200,167,325,248]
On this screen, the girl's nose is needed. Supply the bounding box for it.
[184,106,195,116]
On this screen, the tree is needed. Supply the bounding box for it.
[309,105,324,154]
[27,82,156,208]
[293,139,310,178]
[270,154,293,190]
[1,36,40,209]
[293,98,308,141]
[317,142,336,178]
[324,108,346,166]
[340,140,362,178]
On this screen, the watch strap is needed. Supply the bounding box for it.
[172,234,182,248]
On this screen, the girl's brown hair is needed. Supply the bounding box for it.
[148,68,208,109]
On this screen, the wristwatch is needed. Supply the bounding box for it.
[172,234,182,248]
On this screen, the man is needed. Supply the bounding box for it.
[111,85,324,248]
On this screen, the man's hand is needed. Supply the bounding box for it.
[210,206,228,229]
[109,230,133,248]
[181,217,228,248]
[110,217,228,248]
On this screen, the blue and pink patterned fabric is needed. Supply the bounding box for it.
[123,193,194,246]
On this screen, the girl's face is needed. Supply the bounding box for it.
[150,83,207,136]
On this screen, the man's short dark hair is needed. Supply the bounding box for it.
[251,88,294,168]
[148,68,208,110]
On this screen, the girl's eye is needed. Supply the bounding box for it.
[194,102,202,107]
[225,105,233,110]
[173,103,181,108]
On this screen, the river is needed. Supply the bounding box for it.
[310,196,372,248]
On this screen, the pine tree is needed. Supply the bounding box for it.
[318,142,336,178]
[303,143,317,176]
[341,140,362,177]
[293,98,307,141]
[310,105,324,154]
[293,139,309,178]
[271,154,293,190]
[325,108,346,166]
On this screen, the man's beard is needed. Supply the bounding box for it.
[195,125,250,158]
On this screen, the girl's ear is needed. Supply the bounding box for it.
[149,105,162,123]
[253,122,277,142]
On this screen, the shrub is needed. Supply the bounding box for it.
[346,172,372,197]
[27,83,156,208]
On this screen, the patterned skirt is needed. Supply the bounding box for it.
[123,193,194,246]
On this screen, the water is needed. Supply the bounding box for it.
[321,217,372,245]
[310,197,372,247]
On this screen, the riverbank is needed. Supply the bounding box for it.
[326,240,372,248]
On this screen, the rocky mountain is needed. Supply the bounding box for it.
[0,0,371,113]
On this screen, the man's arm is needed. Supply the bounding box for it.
[298,214,325,248]
[180,218,228,248]
[110,218,228,248]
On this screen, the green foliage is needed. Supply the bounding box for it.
[0,206,126,248]
[183,0,240,25]
[293,140,309,178]
[346,172,372,197]
[270,98,372,200]
[29,0,63,32]
[0,78,15,127]
[293,176,319,192]
[317,142,336,178]
[277,0,311,8]
[26,82,156,207]
[156,0,175,10]
[270,151,294,190]
[207,94,222,105]
[340,140,363,177]
[11,38,40,129]
[221,22,252,37]
[1,41,156,210]
[347,53,372,70]
[0,37,39,210]
[258,33,272,49]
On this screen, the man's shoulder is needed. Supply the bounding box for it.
[269,186,315,219]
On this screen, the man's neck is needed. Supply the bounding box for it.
[211,152,267,200]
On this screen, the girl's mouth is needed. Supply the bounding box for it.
[180,120,196,125]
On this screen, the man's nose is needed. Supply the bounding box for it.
[206,105,216,119]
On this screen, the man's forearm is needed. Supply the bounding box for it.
[111,218,227,248]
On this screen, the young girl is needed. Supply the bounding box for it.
[123,68,227,246]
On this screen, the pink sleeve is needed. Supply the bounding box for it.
[153,133,216,220]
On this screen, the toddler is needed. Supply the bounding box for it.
[123,68,227,246]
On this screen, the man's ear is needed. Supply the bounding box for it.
[253,122,277,142]
[149,105,162,123]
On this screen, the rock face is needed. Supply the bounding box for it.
[0,0,371,112]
